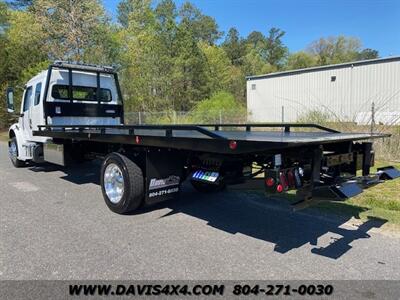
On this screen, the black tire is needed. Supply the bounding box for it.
[100,152,144,214]
[9,137,26,168]
[191,180,226,193]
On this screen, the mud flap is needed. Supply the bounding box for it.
[144,150,185,205]
[377,166,400,180]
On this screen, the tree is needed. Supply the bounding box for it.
[153,0,178,108]
[0,8,48,128]
[2,9,46,82]
[0,0,9,128]
[119,0,213,112]
[357,48,379,60]
[120,0,158,111]
[222,27,245,66]
[178,2,221,45]
[117,0,133,27]
[242,48,276,76]
[172,23,210,110]
[82,23,122,65]
[245,31,265,49]
[0,2,7,38]
[155,0,177,51]
[31,0,110,62]
[264,27,288,68]
[200,42,237,95]
[307,35,362,65]
[286,51,317,70]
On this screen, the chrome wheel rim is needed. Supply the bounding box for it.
[9,141,17,162]
[104,163,124,204]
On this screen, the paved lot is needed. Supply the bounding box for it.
[0,141,399,280]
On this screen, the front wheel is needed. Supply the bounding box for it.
[100,152,144,214]
[9,137,26,168]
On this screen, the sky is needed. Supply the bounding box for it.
[103,0,400,57]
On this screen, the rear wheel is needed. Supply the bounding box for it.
[191,180,226,193]
[100,152,144,214]
[9,137,26,168]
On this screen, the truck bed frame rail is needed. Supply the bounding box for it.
[37,122,340,139]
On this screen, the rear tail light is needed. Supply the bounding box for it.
[279,171,289,191]
[265,167,302,193]
[265,177,275,187]
[229,140,237,150]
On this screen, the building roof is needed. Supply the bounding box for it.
[246,56,400,81]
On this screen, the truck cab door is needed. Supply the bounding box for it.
[30,82,43,132]
[20,86,34,141]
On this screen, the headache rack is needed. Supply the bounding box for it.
[42,61,124,124]
[52,61,117,74]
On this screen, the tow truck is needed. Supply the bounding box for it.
[5,61,400,214]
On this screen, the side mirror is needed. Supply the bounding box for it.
[6,87,14,113]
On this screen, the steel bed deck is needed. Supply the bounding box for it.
[34,123,390,154]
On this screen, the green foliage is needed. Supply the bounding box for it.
[190,91,246,123]
[200,42,236,95]
[117,0,133,27]
[307,35,364,65]
[264,27,288,68]
[242,48,276,76]
[286,51,317,70]
[4,10,46,76]
[0,0,7,30]
[178,2,222,45]
[357,48,379,60]
[31,0,109,62]
[222,27,245,66]
[246,31,265,49]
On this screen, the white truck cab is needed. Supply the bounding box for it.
[6,61,124,167]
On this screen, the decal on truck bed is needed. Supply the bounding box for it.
[149,175,180,191]
[148,187,180,198]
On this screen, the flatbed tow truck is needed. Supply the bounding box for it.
[6,62,400,214]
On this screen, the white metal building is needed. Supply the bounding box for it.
[246,56,400,125]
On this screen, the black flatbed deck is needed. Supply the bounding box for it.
[34,123,390,154]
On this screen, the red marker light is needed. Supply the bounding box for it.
[229,140,237,150]
[135,136,141,144]
[265,177,275,187]
[279,172,288,191]
[276,184,284,193]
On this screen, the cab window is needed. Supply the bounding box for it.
[23,86,33,112]
[34,83,42,106]
[51,85,112,102]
